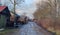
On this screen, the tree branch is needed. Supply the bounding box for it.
[9,0,14,4]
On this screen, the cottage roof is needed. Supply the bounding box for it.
[0,6,6,12]
[0,6,11,16]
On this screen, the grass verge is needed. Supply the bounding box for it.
[48,28,60,35]
[0,29,17,35]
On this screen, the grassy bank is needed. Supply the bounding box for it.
[48,28,60,35]
[0,29,18,35]
[56,30,60,35]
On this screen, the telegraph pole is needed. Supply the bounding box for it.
[14,0,16,15]
[14,0,16,27]
[13,0,25,27]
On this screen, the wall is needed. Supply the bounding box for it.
[0,15,6,28]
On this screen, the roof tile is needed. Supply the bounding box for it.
[0,6,6,12]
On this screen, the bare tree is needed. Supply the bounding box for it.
[9,0,25,13]
[9,0,25,25]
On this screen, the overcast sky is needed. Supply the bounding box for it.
[1,0,41,19]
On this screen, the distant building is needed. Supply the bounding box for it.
[10,12,21,28]
[0,6,11,28]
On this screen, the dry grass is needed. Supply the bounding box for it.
[47,28,60,35]
[56,30,60,35]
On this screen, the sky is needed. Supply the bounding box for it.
[0,0,41,19]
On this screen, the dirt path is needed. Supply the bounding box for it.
[11,22,53,35]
